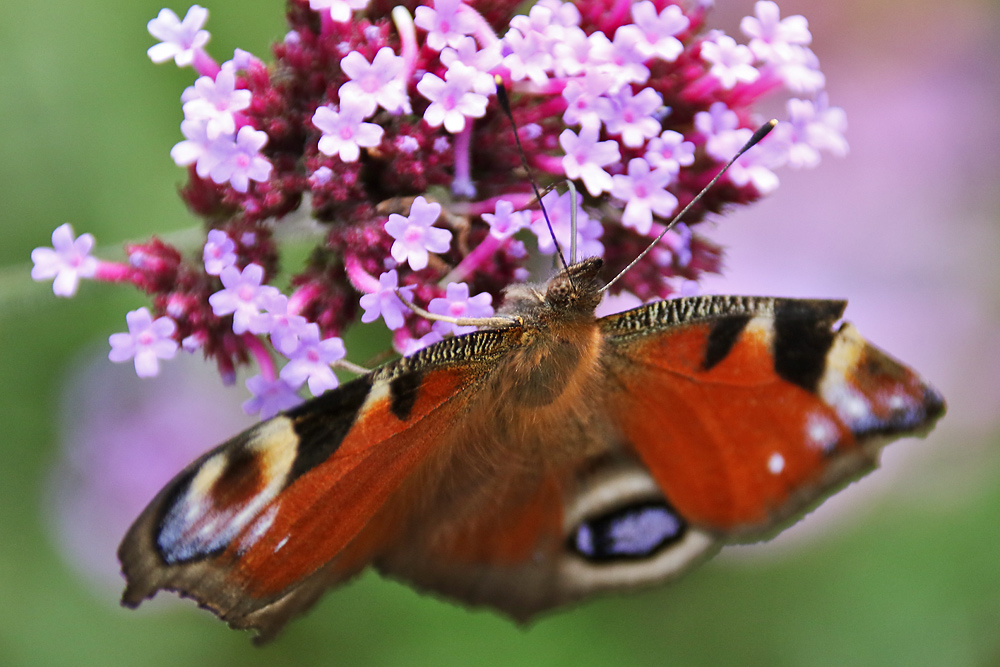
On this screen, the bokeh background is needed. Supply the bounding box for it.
[1,0,998,665]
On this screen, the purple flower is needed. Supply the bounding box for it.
[439,37,500,95]
[482,199,530,239]
[584,30,614,70]
[208,263,280,334]
[532,189,604,259]
[313,98,385,162]
[551,26,592,77]
[701,34,760,89]
[309,0,370,23]
[741,1,811,62]
[710,128,781,194]
[778,94,848,169]
[428,282,494,335]
[108,307,179,377]
[611,158,679,235]
[414,0,479,51]
[644,130,695,175]
[695,101,744,158]
[265,294,314,356]
[206,126,273,192]
[395,135,420,153]
[597,86,665,148]
[416,64,489,134]
[243,375,303,419]
[181,65,252,140]
[309,166,334,186]
[562,72,615,127]
[231,48,259,70]
[502,26,554,86]
[510,3,567,40]
[279,324,346,396]
[560,122,621,196]
[203,229,236,275]
[536,0,581,27]
[384,196,452,270]
[31,223,98,297]
[146,5,210,67]
[770,44,825,94]
[360,270,414,330]
[630,1,689,62]
[605,25,650,89]
[338,47,410,115]
[695,100,740,137]
[170,119,212,175]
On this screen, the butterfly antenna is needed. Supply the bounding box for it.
[496,77,572,275]
[600,119,779,294]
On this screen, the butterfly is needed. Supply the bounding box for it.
[118,252,945,643]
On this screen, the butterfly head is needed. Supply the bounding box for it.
[501,257,605,325]
[545,257,604,314]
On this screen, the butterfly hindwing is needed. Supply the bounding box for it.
[376,451,720,622]
[600,295,945,536]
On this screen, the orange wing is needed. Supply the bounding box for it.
[600,296,945,536]
[118,329,517,642]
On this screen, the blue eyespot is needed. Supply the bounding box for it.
[571,502,685,562]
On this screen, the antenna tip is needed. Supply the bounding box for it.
[748,119,778,147]
[496,76,511,111]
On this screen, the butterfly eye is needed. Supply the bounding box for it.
[570,501,687,562]
[544,279,574,308]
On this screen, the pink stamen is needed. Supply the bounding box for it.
[533,154,566,175]
[94,261,135,284]
[287,283,322,316]
[599,0,632,35]
[452,124,474,197]
[461,4,498,47]
[244,333,276,381]
[681,73,722,104]
[344,256,381,294]
[319,11,336,37]
[393,7,419,83]
[460,192,535,216]
[192,49,220,78]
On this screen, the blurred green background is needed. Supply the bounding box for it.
[1,0,998,665]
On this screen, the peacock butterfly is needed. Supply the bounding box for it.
[117,122,945,643]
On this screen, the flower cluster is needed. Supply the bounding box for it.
[31,0,846,416]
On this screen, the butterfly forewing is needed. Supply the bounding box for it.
[118,328,522,640]
[601,295,945,535]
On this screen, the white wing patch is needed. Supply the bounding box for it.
[157,416,299,563]
[805,411,840,453]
